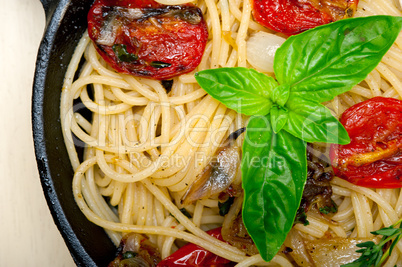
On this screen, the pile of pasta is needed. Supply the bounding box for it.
[60,0,402,265]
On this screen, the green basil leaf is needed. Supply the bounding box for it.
[242,115,307,261]
[270,106,288,133]
[195,67,277,116]
[283,95,350,144]
[274,16,402,103]
[271,84,290,107]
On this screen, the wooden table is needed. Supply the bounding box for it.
[0,0,76,266]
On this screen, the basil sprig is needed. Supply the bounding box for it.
[195,15,402,262]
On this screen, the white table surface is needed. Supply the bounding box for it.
[0,0,76,266]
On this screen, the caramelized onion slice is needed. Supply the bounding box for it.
[395,0,402,11]
[181,144,241,205]
[108,233,161,267]
[221,195,259,255]
[305,237,379,266]
[283,228,315,267]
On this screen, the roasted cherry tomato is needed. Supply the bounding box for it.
[87,0,208,80]
[157,228,235,267]
[251,0,359,35]
[330,97,402,188]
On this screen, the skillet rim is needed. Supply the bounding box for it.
[32,0,116,266]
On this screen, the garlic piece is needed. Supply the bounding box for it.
[246,31,286,73]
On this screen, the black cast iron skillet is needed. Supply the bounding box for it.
[32,0,116,266]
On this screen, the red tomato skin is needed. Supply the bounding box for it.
[157,228,235,267]
[251,0,358,35]
[87,0,208,80]
[330,97,402,188]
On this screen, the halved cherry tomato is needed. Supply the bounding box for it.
[87,0,208,80]
[251,0,359,35]
[330,97,402,188]
[157,228,235,267]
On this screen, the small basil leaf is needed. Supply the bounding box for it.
[275,16,402,103]
[112,44,138,62]
[195,67,277,116]
[242,115,307,262]
[270,105,288,133]
[283,95,350,144]
[271,84,290,107]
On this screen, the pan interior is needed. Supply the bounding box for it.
[33,0,116,266]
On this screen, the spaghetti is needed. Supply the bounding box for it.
[60,0,402,265]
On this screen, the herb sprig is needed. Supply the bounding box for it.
[342,218,402,266]
[195,16,402,261]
